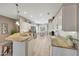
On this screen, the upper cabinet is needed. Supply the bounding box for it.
[48,8,62,32]
[56,8,62,31]
[62,4,77,31]
[77,4,79,32]
[49,4,79,32]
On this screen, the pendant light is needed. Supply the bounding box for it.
[16,3,20,26]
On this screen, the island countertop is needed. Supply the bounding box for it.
[5,32,33,42]
[50,36,78,50]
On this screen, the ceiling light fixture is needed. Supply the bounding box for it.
[16,3,20,26]
[16,21,20,26]
[30,16,33,17]
[24,11,28,14]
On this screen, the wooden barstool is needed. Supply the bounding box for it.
[0,40,13,56]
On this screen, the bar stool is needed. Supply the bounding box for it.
[0,40,13,56]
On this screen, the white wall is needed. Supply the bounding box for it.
[0,15,17,40]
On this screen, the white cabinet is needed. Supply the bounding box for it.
[51,46,77,56]
[0,46,2,56]
[57,9,62,30]
[49,4,77,31]
[13,41,28,56]
[62,4,77,31]
[48,8,62,33]
[77,4,79,31]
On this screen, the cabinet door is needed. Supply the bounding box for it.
[52,47,77,56]
[77,4,79,55]
[77,4,79,32]
[57,9,62,31]
[62,4,77,31]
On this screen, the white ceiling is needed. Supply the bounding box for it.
[0,3,62,24]
[0,3,17,19]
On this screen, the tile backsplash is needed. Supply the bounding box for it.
[55,30,77,39]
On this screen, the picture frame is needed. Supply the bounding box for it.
[31,26,37,39]
[39,24,48,37]
[2,23,8,34]
[0,23,8,34]
[0,23,2,34]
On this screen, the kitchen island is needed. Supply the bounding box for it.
[6,32,33,56]
[50,36,78,56]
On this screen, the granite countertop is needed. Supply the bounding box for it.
[52,44,77,50]
[0,39,11,46]
[5,32,32,42]
[50,36,78,50]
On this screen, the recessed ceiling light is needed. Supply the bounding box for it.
[40,13,43,16]
[30,16,33,17]
[24,11,28,14]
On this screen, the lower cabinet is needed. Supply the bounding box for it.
[13,40,28,56]
[50,46,77,56]
[0,46,2,56]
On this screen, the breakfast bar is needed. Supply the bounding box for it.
[5,32,33,56]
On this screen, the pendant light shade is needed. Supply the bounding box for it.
[16,3,20,26]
